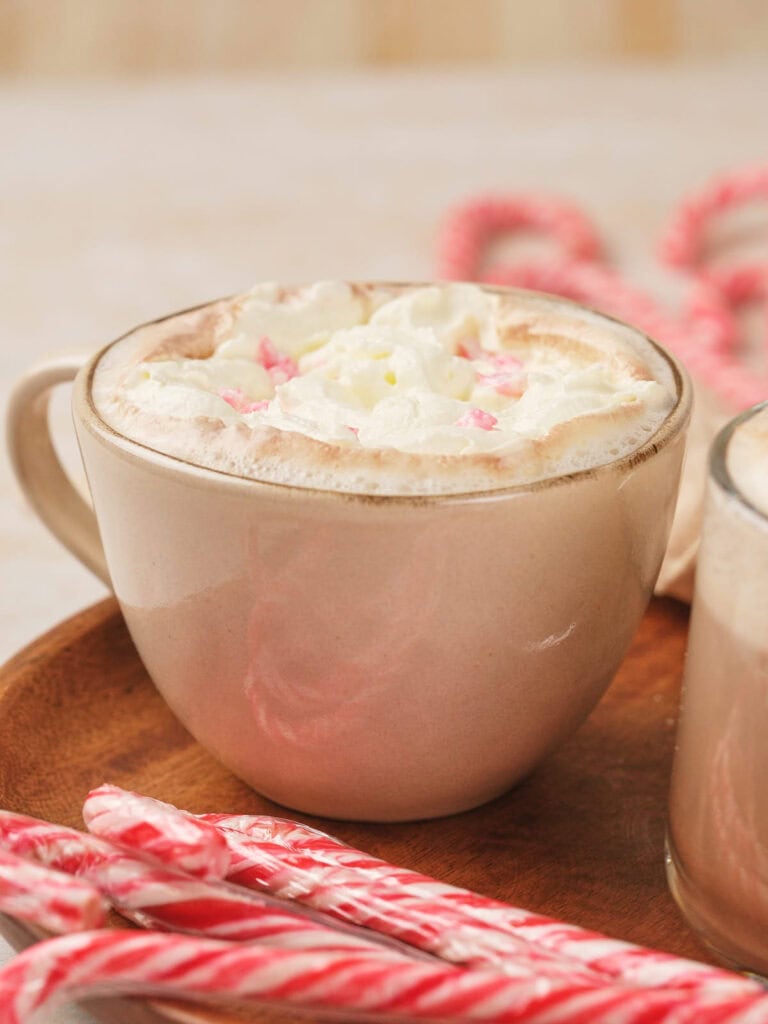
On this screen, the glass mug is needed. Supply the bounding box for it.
[667,401,768,974]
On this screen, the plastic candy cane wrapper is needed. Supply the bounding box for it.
[3,929,768,1024]
[0,848,106,934]
[0,811,413,957]
[82,787,762,997]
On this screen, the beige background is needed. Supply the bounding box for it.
[2,0,768,76]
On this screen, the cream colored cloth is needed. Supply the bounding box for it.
[654,383,730,604]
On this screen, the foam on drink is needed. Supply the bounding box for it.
[727,405,768,518]
[92,282,676,495]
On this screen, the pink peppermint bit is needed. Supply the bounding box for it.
[491,352,523,370]
[218,389,268,414]
[268,366,298,385]
[257,336,298,383]
[256,336,282,369]
[457,338,480,360]
[478,371,527,397]
[456,408,498,430]
[218,387,248,412]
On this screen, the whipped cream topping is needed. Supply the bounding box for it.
[118,282,670,458]
[93,282,678,494]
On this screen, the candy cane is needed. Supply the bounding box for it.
[82,784,230,880]
[83,792,602,984]
[658,165,768,274]
[1,928,767,1024]
[92,794,752,995]
[436,195,603,281]
[0,848,106,934]
[199,811,762,998]
[436,175,768,411]
[0,812,409,956]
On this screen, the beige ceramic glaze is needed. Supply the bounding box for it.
[7,289,691,821]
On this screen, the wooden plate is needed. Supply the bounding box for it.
[0,597,710,1022]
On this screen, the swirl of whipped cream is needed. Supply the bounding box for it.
[93,282,678,494]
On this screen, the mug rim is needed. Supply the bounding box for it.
[78,283,693,506]
[709,400,768,527]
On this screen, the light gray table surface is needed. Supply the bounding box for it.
[0,63,764,1022]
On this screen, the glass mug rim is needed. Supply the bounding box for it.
[709,399,768,528]
[80,283,693,506]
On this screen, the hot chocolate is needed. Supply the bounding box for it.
[10,282,690,819]
[92,282,676,495]
[667,403,768,972]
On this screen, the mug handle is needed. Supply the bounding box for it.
[6,356,111,587]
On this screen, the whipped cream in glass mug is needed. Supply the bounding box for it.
[8,283,691,821]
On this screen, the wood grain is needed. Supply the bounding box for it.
[0,596,711,1022]
[2,0,768,77]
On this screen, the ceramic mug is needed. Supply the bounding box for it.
[7,290,691,821]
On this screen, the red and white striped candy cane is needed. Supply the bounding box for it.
[436,181,768,411]
[1,928,767,1024]
[0,812,408,957]
[200,812,762,998]
[659,164,768,275]
[218,828,609,984]
[83,791,602,984]
[0,847,106,934]
[436,195,603,282]
[82,783,230,880]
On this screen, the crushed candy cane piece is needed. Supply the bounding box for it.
[456,408,498,430]
[457,339,481,360]
[257,336,299,383]
[218,388,268,414]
